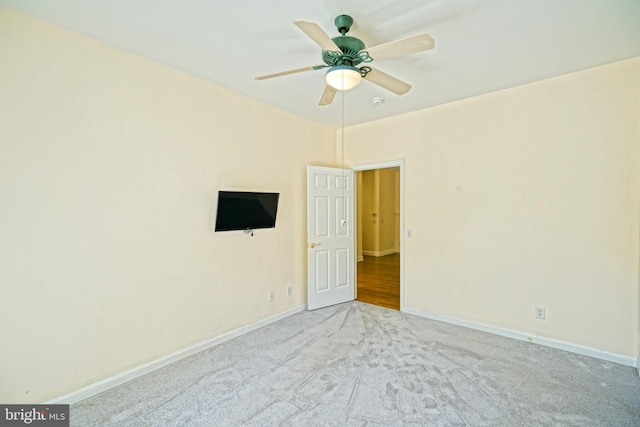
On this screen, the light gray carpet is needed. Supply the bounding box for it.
[71,302,640,426]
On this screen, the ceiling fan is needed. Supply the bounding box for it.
[255,15,435,106]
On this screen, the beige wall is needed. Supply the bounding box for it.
[360,168,399,256]
[361,170,379,254]
[344,57,640,358]
[378,167,399,253]
[356,171,363,260]
[0,8,336,403]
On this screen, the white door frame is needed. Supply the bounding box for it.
[352,159,405,311]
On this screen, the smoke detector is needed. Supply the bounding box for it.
[371,96,385,106]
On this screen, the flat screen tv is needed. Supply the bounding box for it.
[214,191,279,232]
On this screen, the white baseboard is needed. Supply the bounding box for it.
[46,304,307,405]
[402,306,638,368]
[357,255,364,262]
[362,248,399,257]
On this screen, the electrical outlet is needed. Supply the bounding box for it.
[268,291,274,302]
[406,229,413,238]
[287,286,292,296]
[535,306,545,319]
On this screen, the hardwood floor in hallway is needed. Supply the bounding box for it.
[356,253,400,310]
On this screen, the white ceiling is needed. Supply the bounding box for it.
[2,0,640,128]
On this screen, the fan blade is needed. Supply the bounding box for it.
[365,68,412,95]
[366,33,435,61]
[319,85,337,106]
[255,65,324,81]
[294,20,341,52]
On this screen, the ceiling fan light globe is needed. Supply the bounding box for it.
[326,66,361,91]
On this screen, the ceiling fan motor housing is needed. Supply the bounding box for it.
[323,36,366,66]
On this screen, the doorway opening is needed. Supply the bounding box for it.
[353,161,404,310]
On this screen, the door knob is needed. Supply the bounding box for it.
[308,242,321,248]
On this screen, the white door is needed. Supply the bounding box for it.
[307,166,355,310]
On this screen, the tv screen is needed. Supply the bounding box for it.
[214,191,279,232]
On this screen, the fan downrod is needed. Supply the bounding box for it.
[334,15,353,35]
